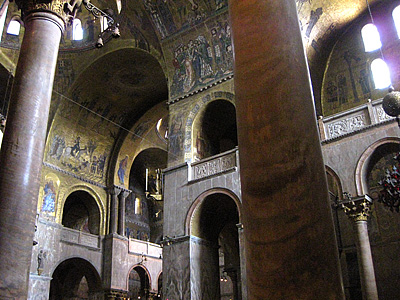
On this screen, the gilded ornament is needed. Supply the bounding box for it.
[13,0,82,24]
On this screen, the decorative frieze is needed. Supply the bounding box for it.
[375,105,393,123]
[327,114,366,138]
[189,150,237,181]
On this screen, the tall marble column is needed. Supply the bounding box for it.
[0,2,81,298]
[229,0,345,299]
[118,190,130,236]
[108,186,121,234]
[342,195,379,300]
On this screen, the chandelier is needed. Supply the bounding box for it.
[378,152,400,212]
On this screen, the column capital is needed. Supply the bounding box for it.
[13,0,82,26]
[107,185,122,196]
[119,189,131,200]
[341,194,373,222]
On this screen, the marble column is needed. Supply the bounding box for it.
[236,223,246,300]
[0,1,81,298]
[342,195,378,300]
[108,186,121,234]
[229,0,345,299]
[118,190,130,236]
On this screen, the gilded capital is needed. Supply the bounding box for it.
[341,194,373,222]
[14,0,82,25]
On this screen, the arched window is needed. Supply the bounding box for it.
[361,23,382,52]
[135,197,142,215]
[7,19,20,36]
[393,5,400,39]
[101,16,108,32]
[116,0,122,14]
[371,58,391,89]
[72,18,83,40]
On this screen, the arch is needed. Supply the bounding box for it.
[325,165,343,201]
[184,91,235,162]
[126,264,152,299]
[59,185,105,235]
[361,23,382,52]
[355,137,400,195]
[72,18,83,41]
[192,99,238,161]
[6,17,21,36]
[371,58,391,89]
[186,188,242,300]
[185,188,241,236]
[125,147,167,242]
[49,257,102,300]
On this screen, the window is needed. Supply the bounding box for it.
[72,18,83,40]
[7,19,20,36]
[135,197,142,215]
[371,58,391,89]
[393,5,400,39]
[101,16,108,32]
[361,23,382,52]
[0,130,3,150]
[116,0,122,14]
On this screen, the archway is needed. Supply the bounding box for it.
[126,148,167,243]
[128,265,151,300]
[194,100,237,160]
[62,190,100,235]
[190,192,241,300]
[49,258,102,300]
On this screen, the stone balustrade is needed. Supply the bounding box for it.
[188,147,238,182]
[319,98,394,141]
[60,227,101,249]
[128,238,162,258]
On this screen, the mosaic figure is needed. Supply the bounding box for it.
[42,181,56,212]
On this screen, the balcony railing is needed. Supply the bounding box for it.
[60,227,100,249]
[318,98,394,141]
[188,148,238,182]
[128,238,162,258]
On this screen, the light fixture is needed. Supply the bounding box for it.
[82,0,120,48]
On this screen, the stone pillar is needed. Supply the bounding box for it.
[118,190,130,236]
[0,1,81,298]
[163,236,191,300]
[342,195,379,300]
[236,223,246,300]
[108,186,121,234]
[229,0,345,299]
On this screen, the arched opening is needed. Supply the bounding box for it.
[366,142,400,203]
[128,266,150,300]
[361,23,382,52]
[371,58,391,89]
[191,192,241,300]
[6,18,20,36]
[194,100,237,160]
[50,258,102,300]
[62,190,100,235]
[72,18,83,41]
[126,148,167,243]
